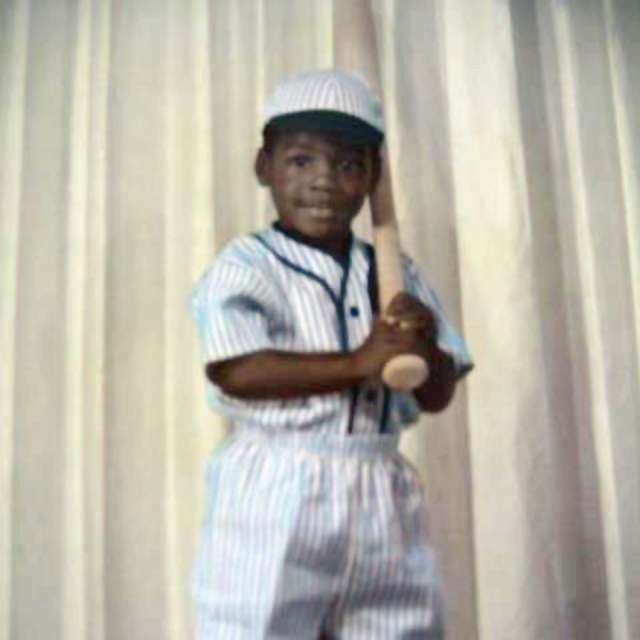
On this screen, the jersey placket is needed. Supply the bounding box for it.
[253,232,363,435]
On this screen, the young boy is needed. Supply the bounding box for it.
[190,69,472,639]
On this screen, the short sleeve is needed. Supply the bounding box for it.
[404,258,474,380]
[189,258,282,364]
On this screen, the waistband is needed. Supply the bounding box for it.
[231,426,400,457]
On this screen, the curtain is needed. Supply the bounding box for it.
[1,0,638,638]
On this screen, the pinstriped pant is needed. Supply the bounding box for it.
[192,428,444,639]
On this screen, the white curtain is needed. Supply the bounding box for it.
[1,0,638,638]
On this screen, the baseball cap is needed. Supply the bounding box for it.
[263,69,385,147]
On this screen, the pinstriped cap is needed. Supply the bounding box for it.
[263,69,385,146]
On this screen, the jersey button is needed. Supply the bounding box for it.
[365,389,377,403]
[349,306,359,317]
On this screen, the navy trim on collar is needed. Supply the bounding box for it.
[272,222,353,267]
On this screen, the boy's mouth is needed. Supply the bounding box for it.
[303,206,337,221]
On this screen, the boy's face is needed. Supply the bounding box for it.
[255,130,379,256]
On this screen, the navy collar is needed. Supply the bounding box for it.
[272,221,353,267]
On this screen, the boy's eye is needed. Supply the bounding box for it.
[338,158,365,173]
[288,154,312,167]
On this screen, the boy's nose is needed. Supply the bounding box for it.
[311,159,337,190]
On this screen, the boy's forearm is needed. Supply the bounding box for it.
[206,345,458,410]
[413,345,458,413]
[206,350,368,400]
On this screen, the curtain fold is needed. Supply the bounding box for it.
[1,1,638,638]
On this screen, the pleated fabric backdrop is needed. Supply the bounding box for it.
[1,0,639,638]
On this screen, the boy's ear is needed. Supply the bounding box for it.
[254,148,271,186]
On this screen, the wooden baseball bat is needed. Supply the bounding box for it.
[370,153,429,391]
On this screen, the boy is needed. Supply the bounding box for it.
[190,69,472,639]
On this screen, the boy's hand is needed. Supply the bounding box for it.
[385,292,437,339]
[353,293,438,379]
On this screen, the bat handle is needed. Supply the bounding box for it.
[371,151,430,391]
[382,353,429,391]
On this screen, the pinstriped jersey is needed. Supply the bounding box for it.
[190,224,473,436]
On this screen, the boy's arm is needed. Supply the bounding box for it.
[206,317,425,400]
[207,351,363,399]
[411,343,458,413]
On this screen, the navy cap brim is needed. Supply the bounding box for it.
[264,110,384,147]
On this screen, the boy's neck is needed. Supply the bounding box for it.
[273,221,353,262]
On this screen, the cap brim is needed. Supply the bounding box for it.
[265,110,384,147]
